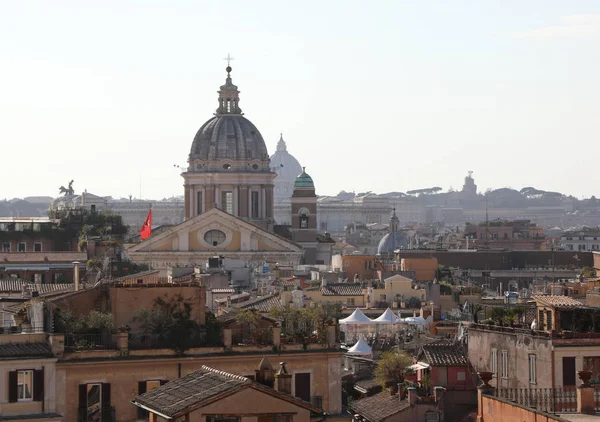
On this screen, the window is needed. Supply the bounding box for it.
[347,298,355,306]
[501,350,508,379]
[34,242,42,252]
[221,191,233,214]
[79,383,110,422]
[251,191,259,219]
[204,230,226,247]
[294,372,311,402]
[457,371,466,382]
[197,192,203,216]
[18,370,33,401]
[579,244,587,251]
[529,354,536,384]
[2,242,10,252]
[299,212,308,229]
[8,369,42,403]
[491,349,498,376]
[18,242,26,252]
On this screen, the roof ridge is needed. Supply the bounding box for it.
[200,365,251,383]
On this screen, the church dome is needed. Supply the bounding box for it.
[187,65,270,172]
[190,115,268,162]
[270,134,303,201]
[377,232,408,254]
[377,208,407,254]
[294,168,314,189]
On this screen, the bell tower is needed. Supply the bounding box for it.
[291,168,317,264]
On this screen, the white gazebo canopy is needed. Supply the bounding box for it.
[373,308,399,324]
[404,316,426,325]
[347,338,372,355]
[339,308,375,325]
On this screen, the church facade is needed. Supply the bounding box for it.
[126,65,310,273]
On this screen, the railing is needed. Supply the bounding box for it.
[594,388,600,411]
[128,331,220,350]
[78,406,116,422]
[496,387,577,414]
[231,327,273,346]
[65,333,117,351]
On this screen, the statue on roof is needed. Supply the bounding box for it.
[59,180,75,196]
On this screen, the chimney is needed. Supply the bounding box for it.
[321,276,327,288]
[72,261,81,292]
[275,362,292,395]
[407,387,418,405]
[255,357,275,387]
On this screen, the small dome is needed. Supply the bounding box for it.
[294,167,314,189]
[377,232,408,254]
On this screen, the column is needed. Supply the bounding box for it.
[184,185,191,219]
[261,185,266,219]
[233,187,239,217]
[215,186,221,209]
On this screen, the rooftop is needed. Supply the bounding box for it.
[532,295,584,308]
[0,343,54,360]
[322,283,363,296]
[133,365,250,418]
[419,341,470,367]
[350,392,410,422]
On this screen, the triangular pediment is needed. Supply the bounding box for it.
[127,208,303,254]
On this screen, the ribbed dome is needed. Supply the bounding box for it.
[294,168,314,189]
[189,115,269,161]
[270,134,302,200]
[377,232,408,254]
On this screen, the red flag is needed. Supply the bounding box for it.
[140,210,152,240]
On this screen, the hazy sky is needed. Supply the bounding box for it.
[2,1,599,200]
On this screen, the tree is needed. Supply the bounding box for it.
[134,295,201,355]
[375,351,414,387]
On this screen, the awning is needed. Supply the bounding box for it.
[408,362,430,371]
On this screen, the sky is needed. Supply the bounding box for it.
[1,1,600,200]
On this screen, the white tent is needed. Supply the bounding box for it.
[347,338,373,356]
[339,308,375,325]
[404,316,426,325]
[373,308,399,324]
[340,308,374,343]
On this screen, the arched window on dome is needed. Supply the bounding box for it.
[298,208,309,229]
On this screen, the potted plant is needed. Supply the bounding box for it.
[118,324,130,333]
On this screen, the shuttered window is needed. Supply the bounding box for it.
[8,369,43,403]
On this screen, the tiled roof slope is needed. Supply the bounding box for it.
[532,295,583,308]
[0,280,74,295]
[420,342,469,367]
[133,365,322,418]
[235,295,282,313]
[0,343,54,359]
[134,366,250,417]
[350,393,410,422]
[322,283,363,296]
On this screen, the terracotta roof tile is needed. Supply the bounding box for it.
[350,393,410,422]
[532,295,583,308]
[322,283,363,296]
[236,295,282,313]
[0,280,74,295]
[0,343,54,359]
[420,341,469,367]
[134,366,250,417]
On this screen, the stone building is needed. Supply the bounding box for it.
[291,168,317,265]
[183,64,275,230]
